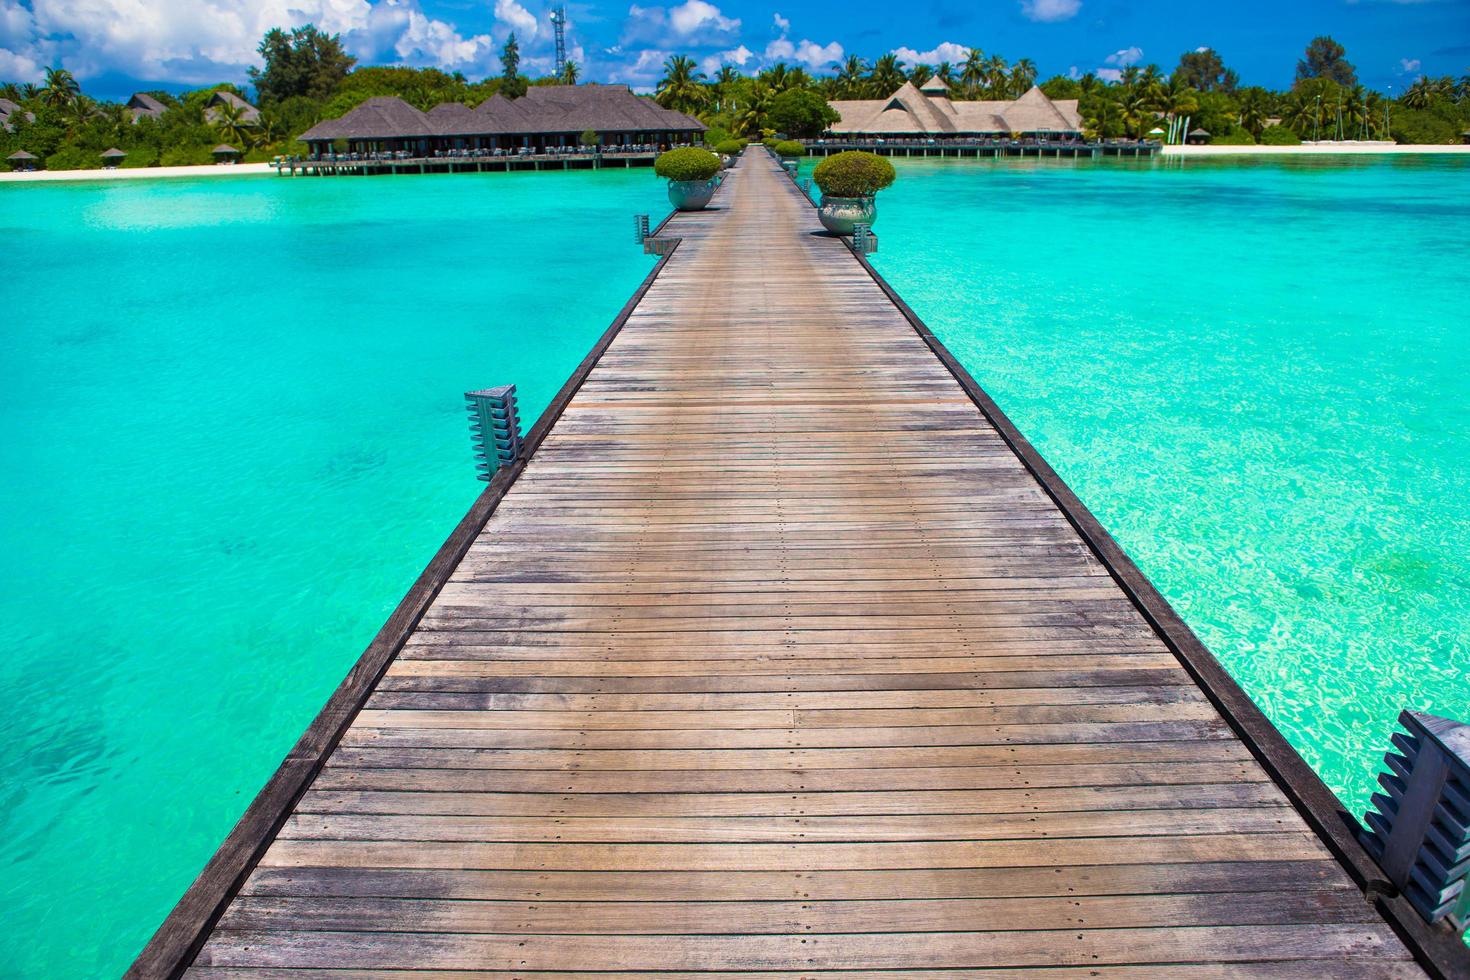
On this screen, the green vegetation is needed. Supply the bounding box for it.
[1213,129,1256,145]
[772,140,804,158]
[653,146,721,181]
[1260,125,1302,145]
[812,151,896,198]
[713,139,744,155]
[3,28,1467,172]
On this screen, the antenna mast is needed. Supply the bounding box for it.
[550,7,568,79]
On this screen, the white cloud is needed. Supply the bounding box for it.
[1096,67,1121,82]
[1019,0,1081,22]
[773,12,790,33]
[699,43,753,74]
[893,41,969,65]
[1,0,503,83]
[1399,57,1421,73]
[762,36,840,70]
[669,0,739,36]
[1105,46,1143,67]
[1068,64,1080,79]
[494,0,539,41]
[622,0,739,46]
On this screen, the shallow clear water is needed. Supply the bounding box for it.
[857,153,1470,816]
[0,169,663,978]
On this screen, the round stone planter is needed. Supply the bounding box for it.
[719,154,734,170]
[667,178,717,211]
[817,194,877,236]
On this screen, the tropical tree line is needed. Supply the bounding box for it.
[653,37,1469,145]
[0,26,576,170]
[3,29,1467,170]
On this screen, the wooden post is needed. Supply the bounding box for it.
[1362,710,1470,932]
[464,386,523,480]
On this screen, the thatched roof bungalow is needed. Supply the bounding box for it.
[7,149,38,171]
[205,91,261,125]
[212,144,241,164]
[101,147,127,168]
[828,77,1084,138]
[127,93,168,123]
[1187,127,1211,145]
[297,84,703,156]
[1,97,36,131]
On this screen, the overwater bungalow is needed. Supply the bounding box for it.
[101,147,127,168]
[827,76,1085,139]
[7,149,37,171]
[295,84,703,157]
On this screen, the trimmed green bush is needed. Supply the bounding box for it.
[1213,129,1256,145]
[1259,125,1300,146]
[653,146,721,181]
[713,139,743,156]
[773,140,804,158]
[121,145,161,168]
[812,151,896,198]
[44,146,98,171]
[160,144,215,167]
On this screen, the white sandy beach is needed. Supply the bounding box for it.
[1163,142,1470,156]
[0,162,275,183]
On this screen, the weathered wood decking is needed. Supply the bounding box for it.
[137,153,1464,977]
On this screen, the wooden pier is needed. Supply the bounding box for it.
[134,152,1466,977]
[801,138,1160,159]
[274,150,658,177]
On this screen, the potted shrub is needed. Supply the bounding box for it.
[713,139,743,168]
[773,140,804,159]
[654,147,723,211]
[811,150,896,235]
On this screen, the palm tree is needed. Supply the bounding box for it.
[1119,65,1141,91]
[65,96,97,137]
[734,79,774,136]
[213,101,255,149]
[1157,77,1198,122]
[560,60,579,85]
[655,55,708,114]
[960,48,985,100]
[869,53,906,96]
[712,65,740,112]
[983,54,1009,97]
[1009,59,1037,97]
[934,61,955,89]
[836,55,868,99]
[1237,87,1270,137]
[42,66,80,108]
[1120,88,1154,137]
[909,64,933,87]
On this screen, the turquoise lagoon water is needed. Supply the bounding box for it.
[856,154,1470,816]
[0,169,664,978]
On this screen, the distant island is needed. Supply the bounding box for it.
[2,25,1467,172]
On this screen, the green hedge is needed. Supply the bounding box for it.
[44,146,99,171]
[812,151,896,198]
[1259,125,1300,146]
[653,147,721,181]
[1213,129,1256,145]
[713,139,743,156]
[772,140,804,158]
[160,144,216,167]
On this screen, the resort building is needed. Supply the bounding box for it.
[205,91,260,125]
[827,76,1084,138]
[1,97,35,131]
[296,84,703,157]
[127,93,168,123]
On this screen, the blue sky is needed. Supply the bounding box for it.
[1,0,1466,100]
